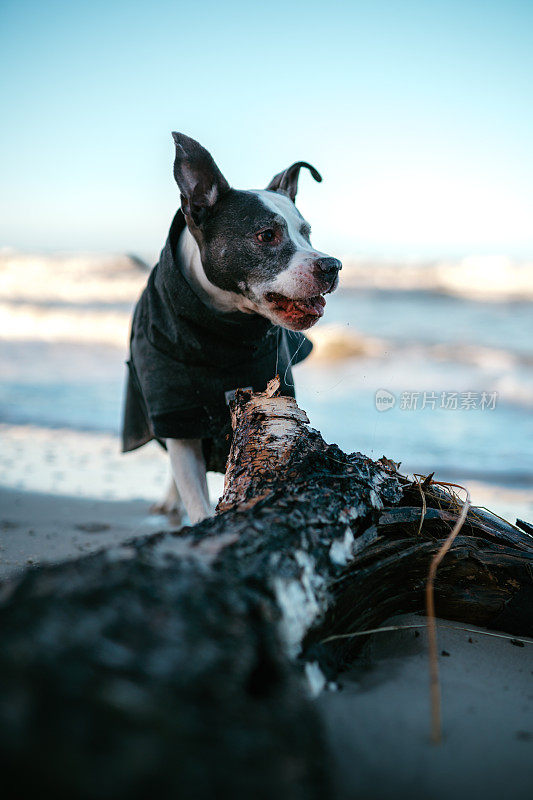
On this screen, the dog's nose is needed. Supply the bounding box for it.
[314,256,342,276]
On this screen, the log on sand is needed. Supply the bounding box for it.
[0,378,531,799]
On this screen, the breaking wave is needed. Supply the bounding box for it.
[341,255,533,302]
[0,250,146,347]
[1,250,532,409]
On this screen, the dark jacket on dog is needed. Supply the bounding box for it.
[121,210,312,472]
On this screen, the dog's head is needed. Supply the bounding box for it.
[172,133,342,331]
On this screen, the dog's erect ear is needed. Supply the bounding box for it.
[172,132,230,226]
[266,161,322,201]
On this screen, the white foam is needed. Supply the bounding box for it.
[0,423,224,503]
[0,251,147,304]
[341,255,533,302]
[0,302,131,347]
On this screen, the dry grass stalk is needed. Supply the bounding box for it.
[424,480,471,743]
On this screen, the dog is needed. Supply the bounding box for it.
[122,133,341,524]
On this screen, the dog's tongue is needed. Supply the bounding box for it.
[292,295,326,317]
[266,293,325,319]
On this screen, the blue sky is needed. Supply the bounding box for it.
[1,0,532,259]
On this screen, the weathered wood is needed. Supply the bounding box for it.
[0,378,531,798]
[217,376,315,513]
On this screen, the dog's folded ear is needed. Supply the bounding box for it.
[266,161,322,201]
[172,133,230,226]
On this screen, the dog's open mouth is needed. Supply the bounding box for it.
[264,292,327,320]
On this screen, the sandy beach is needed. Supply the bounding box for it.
[0,406,531,800]
[1,361,531,800]
[319,613,533,800]
[0,487,175,579]
[1,477,532,799]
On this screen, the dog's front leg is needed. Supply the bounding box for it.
[166,438,211,524]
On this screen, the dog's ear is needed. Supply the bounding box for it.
[266,161,322,201]
[172,132,230,226]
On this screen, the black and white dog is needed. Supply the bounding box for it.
[122,133,341,524]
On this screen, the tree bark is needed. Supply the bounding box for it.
[0,377,531,799]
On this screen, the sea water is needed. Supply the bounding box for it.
[1,253,532,520]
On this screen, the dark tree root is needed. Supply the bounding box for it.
[0,378,531,798]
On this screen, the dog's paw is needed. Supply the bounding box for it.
[149,500,186,526]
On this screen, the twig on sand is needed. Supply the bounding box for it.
[321,477,474,744]
[424,480,471,744]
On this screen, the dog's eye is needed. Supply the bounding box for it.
[256,229,276,243]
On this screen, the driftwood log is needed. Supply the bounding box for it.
[0,378,532,799]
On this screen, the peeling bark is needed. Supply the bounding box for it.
[217,376,315,513]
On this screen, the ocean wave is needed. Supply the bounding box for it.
[2,250,532,381]
[491,374,533,409]
[308,324,532,368]
[3,250,533,307]
[303,325,533,409]
[0,250,147,304]
[306,324,385,360]
[341,255,533,302]
[0,302,131,348]
[2,297,532,401]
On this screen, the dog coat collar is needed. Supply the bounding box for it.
[121,210,313,470]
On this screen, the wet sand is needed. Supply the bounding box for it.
[0,486,176,579]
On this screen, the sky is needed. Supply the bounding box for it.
[1,0,532,260]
